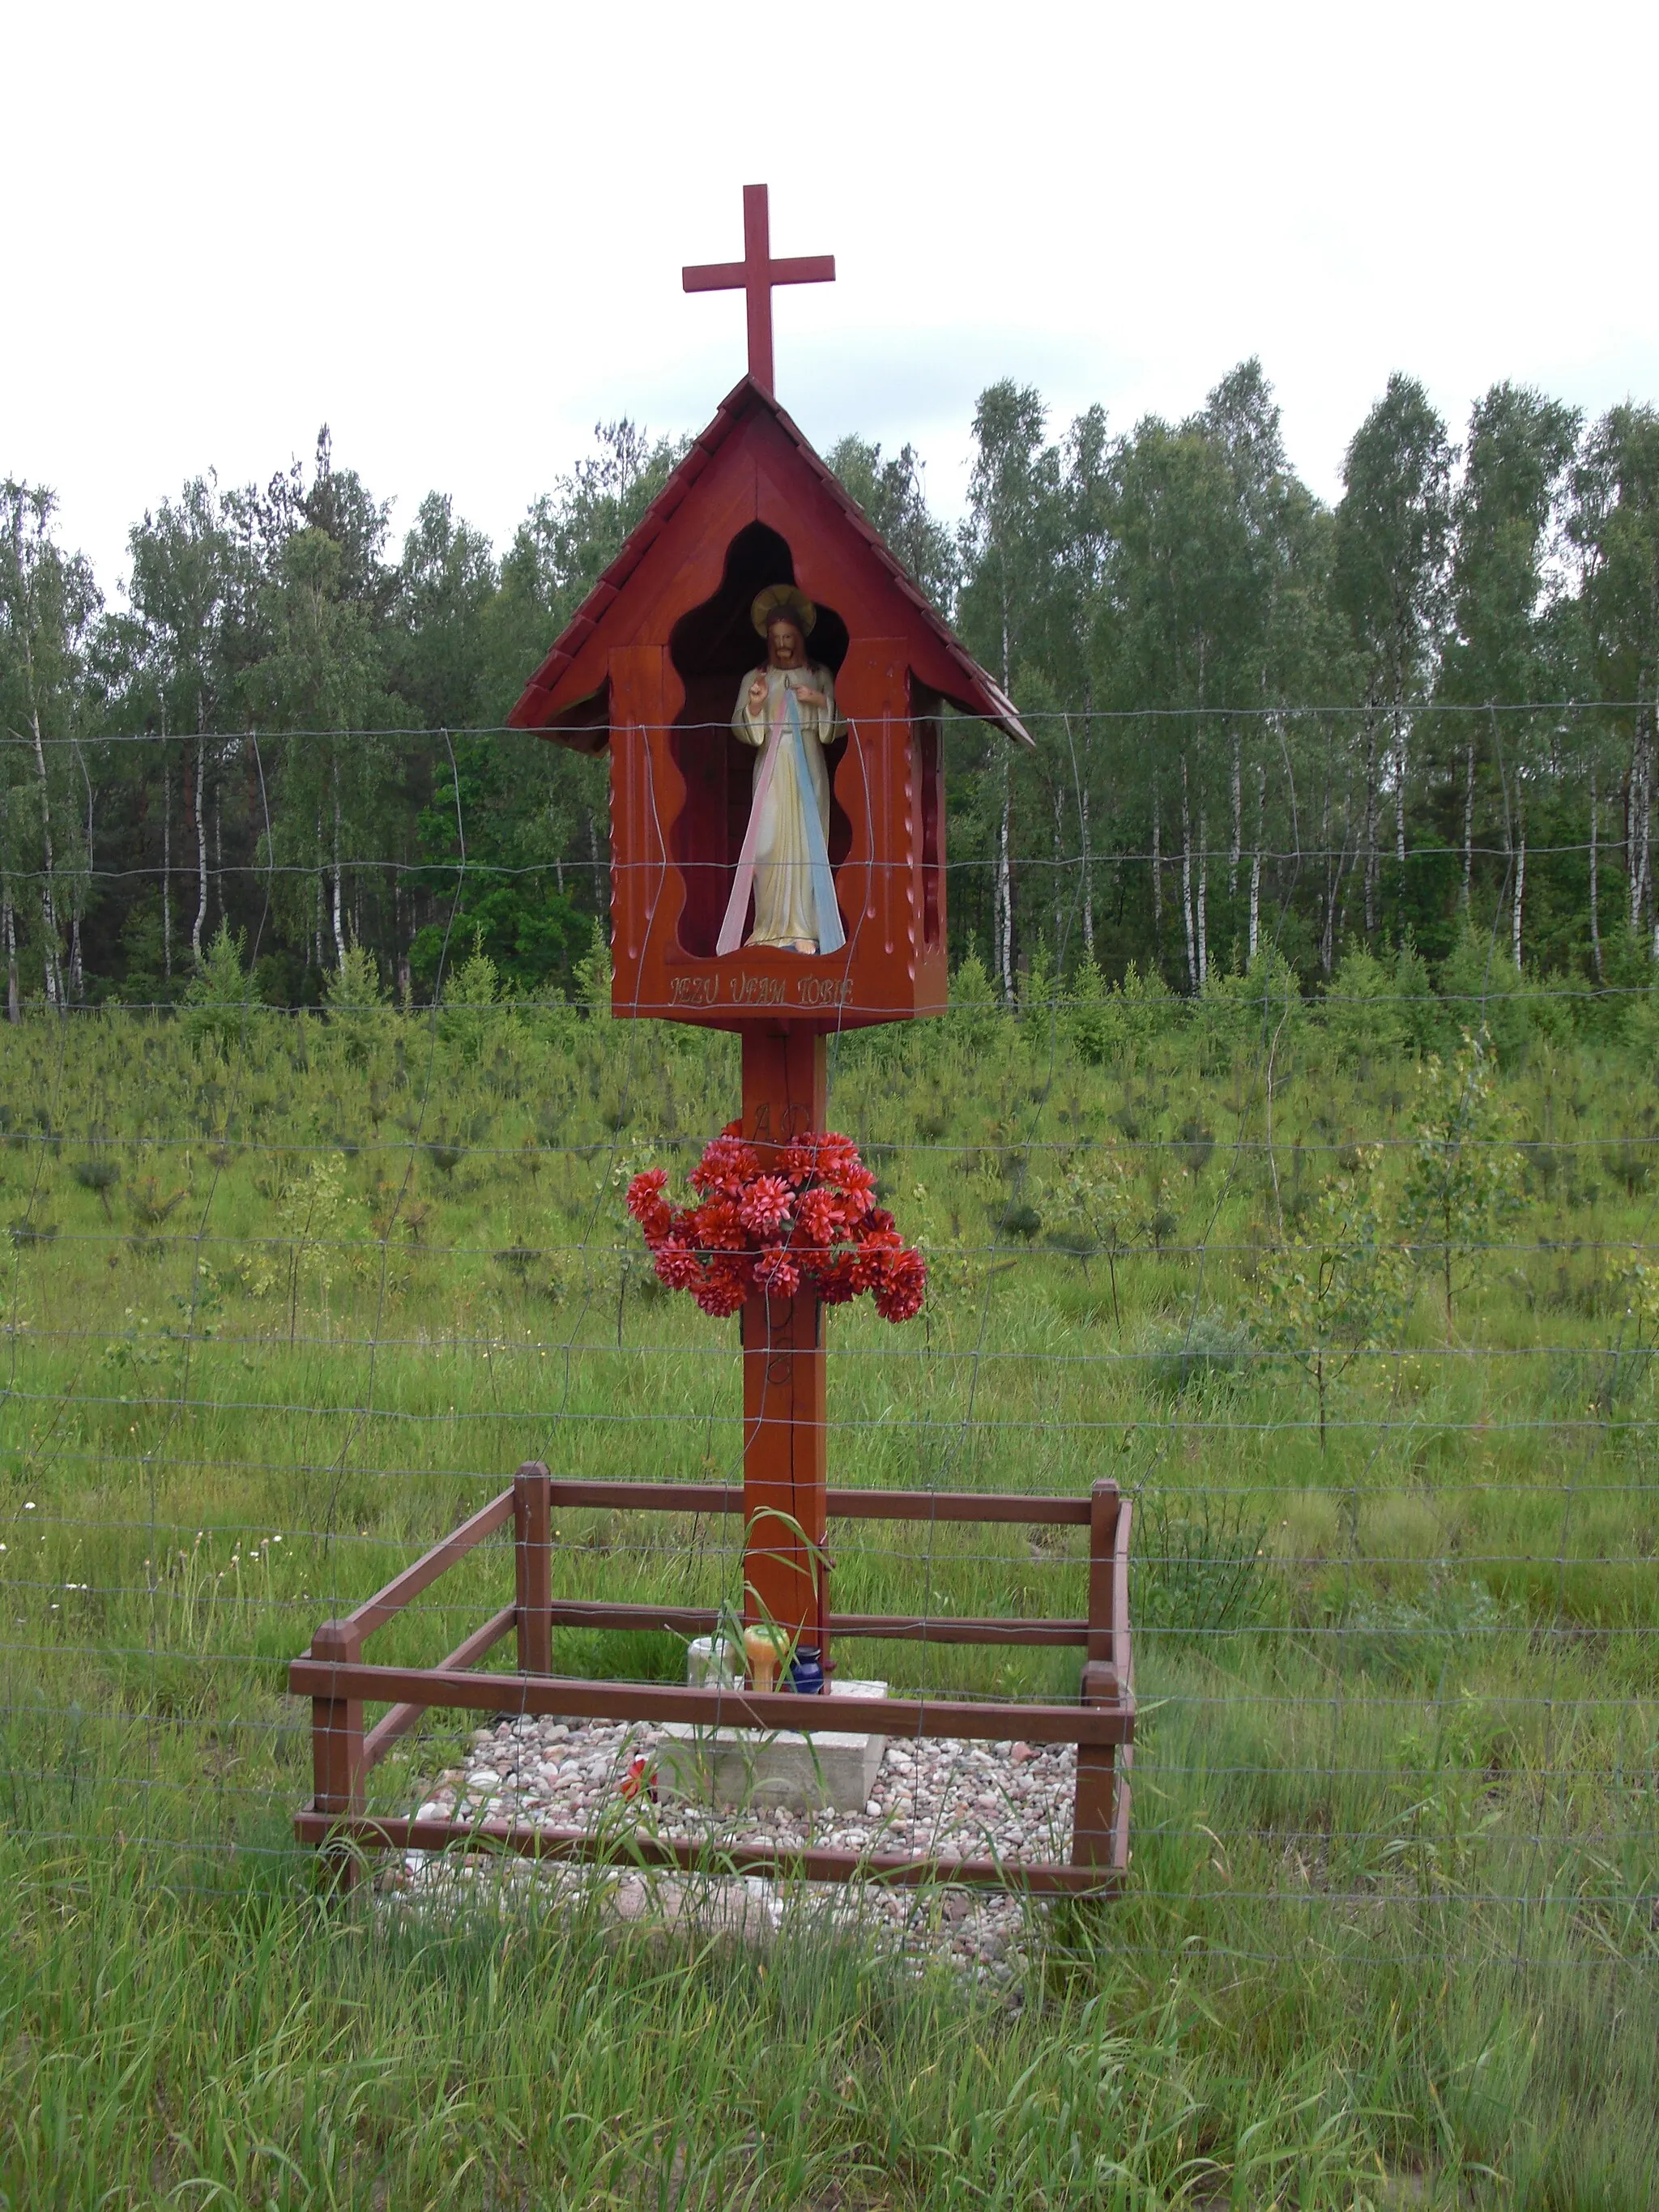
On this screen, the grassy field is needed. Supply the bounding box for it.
[1,946,1657,2207]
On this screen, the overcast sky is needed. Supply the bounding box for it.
[6,0,1657,595]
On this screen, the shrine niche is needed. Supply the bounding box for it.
[507,377,1030,1031]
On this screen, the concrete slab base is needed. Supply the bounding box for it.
[655,1680,889,1813]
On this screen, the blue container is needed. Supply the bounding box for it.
[788,1646,825,1696]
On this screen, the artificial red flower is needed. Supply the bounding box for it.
[652,1238,702,1292]
[873,1247,928,1323]
[625,1168,673,1241]
[795,1187,844,1247]
[628,1128,924,1323]
[754,1245,801,1296]
[739,1174,794,1237]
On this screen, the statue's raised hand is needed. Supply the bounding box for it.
[746,675,768,714]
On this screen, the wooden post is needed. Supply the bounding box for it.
[310,1618,365,1891]
[1073,1480,1121,1871]
[740,1026,829,1664]
[514,1460,553,1675]
[1085,1478,1120,1666]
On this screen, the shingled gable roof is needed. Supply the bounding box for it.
[506,374,1032,748]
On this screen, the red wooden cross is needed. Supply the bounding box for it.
[682,183,834,396]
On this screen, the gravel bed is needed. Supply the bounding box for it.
[384,1713,1082,1980]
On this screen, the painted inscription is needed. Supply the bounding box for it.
[666,973,855,1010]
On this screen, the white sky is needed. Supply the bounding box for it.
[6,0,1657,597]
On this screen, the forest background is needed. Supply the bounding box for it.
[4,358,1657,1015]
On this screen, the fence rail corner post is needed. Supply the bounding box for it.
[1073,1478,1125,1875]
[310,1617,365,1893]
[514,1460,553,1675]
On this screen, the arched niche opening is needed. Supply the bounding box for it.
[667,522,851,957]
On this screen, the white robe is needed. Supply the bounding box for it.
[728,663,844,951]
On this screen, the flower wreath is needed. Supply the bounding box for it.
[626,1125,926,1323]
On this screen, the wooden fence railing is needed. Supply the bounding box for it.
[290,1465,1134,1896]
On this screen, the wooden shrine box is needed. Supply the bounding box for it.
[508,376,1029,1031]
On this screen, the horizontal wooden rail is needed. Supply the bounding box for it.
[292,1810,1124,1897]
[361,1603,518,1772]
[543,1480,1091,1527]
[288,1658,1134,1747]
[540,1597,1090,1647]
[343,1490,515,1642]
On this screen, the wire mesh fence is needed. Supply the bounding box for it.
[1,713,1654,1949]
[0,710,1657,2205]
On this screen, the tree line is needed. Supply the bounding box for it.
[2,361,1656,1014]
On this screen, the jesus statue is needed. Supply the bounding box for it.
[716,586,847,957]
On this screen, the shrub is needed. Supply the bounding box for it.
[1141,1311,1253,1396]
[180,924,257,1055]
[1063,954,1121,1068]
[1436,926,1528,1065]
[1324,940,1407,1065]
[1398,1030,1524,1332]
[947,944,1003,1055]
[1196,947,1303,1071]
[1136,1489,1271,1643]
[436,948,506,1060]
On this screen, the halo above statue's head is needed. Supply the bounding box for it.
[751,583,817,638]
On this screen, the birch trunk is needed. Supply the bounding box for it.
[2,892,15,1024]
[586,810,604,938]
[1362,715,1379,937]
[1248,760,1265,961]
[1645,712,1654,946]
[29,703,62,1008]
[1461,735,1476,911]
[162,748,173,982]
[1228,727,1241,894]
[1179,752,1197,993]
[192,737,208,964]
[71,739,93,1004]
[1150,777,1162,968]
[996,758,1013,1004]
[1196,808,1209,990]
[331,774,346,969]
[313,808,325,973]
[1589,763,1603,982]
[1051,782,1064,957]
[1080,780,1094,961]
[1320,761,1333,974]
[1512,806,1525,970]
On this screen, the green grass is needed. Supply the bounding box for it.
[0,985,1657,2206]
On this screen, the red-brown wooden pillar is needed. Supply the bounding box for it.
[310,1618,365,1892]
[740,1026,829,1664]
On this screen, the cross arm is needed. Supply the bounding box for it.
[682,254,836,293]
